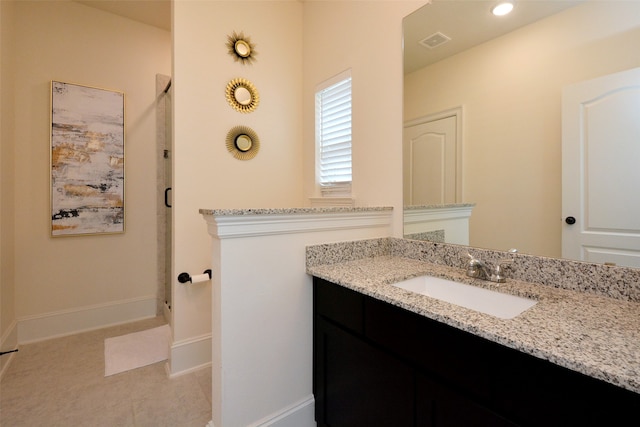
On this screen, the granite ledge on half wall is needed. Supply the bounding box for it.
[199,206,393,216]
[404,203,476,210]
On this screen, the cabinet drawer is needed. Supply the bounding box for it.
[314,277,363,334]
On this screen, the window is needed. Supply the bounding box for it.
[315,71,352,196]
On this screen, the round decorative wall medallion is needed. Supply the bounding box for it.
[225,126,260,160]
[225,78,259,113]
[226,31,257,65]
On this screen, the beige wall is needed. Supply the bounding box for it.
[1,0,17,370]
[302,1,424,233]
[9,1,170,328]
[404,1,640,258]
[171,0,422,361]
[1,0,423,372]
[171,1,305,345]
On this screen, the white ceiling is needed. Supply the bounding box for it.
[403,0,583,74]
[75,0,171,31]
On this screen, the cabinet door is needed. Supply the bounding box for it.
[417,373,517,427]
[490,342,640,426]
[314,277,363,334]
[365,297,492,399]
[315,318,414,427]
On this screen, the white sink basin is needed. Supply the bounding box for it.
[391,276,536,319]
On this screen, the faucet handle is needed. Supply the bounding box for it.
[491,259,514,283]
[466,253,493,280]
[465,252,474,265]
[466,252,483,268]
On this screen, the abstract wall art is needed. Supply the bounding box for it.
[50,81,125,236]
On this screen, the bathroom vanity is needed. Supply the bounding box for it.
[308,239,640,426]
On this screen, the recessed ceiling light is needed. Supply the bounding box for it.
[492,1,514,16]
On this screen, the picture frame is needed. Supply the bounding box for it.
[50,81,125,236]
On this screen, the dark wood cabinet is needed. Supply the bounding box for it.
[313,277,640,427]
[416,372,517,427]
[316,318,414,427]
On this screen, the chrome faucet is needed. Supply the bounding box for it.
[466,253,514,283]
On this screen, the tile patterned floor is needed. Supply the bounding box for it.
[0,317,212,427]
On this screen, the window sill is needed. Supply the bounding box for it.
[309,197,355,208]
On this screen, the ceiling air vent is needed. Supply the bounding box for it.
[419,32,451,49]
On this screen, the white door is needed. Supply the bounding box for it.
[404,114,459,205]
[562,67,640,267]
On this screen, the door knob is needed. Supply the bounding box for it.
[565,216,576,225]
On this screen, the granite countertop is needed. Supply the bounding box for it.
[404,203,475,210]
[307,255,640,394]
[200,206,393,216]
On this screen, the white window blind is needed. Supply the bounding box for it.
[316,75,352,194]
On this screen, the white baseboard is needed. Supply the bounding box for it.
[167,332,212,377]
[249,395,316,427]
[17,296,157,344]
[206,396,315,427]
